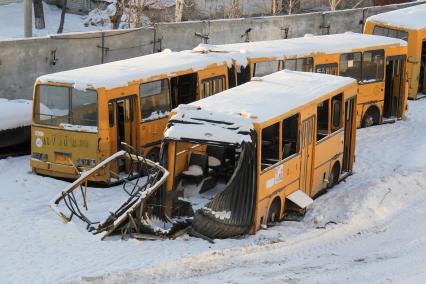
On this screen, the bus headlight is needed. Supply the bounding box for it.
[32,152,48,162]
[76,158,96,168]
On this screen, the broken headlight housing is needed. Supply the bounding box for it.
[76,158,96,168]
[32,152,48,162]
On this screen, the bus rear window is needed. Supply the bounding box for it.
[373,26,408,41]
[140,79,170,120]
[35,85,98,128]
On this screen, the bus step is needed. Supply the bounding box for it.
[415,93,426,100]
[382,117,397,124]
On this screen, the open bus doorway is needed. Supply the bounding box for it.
[342,96,356,175]
[419,40,426,95]
[108,96,138,177]
[384,56,406,120]
[171,73,198,108]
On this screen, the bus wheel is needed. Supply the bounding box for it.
[267,198,281,226]
[328,162,340,188]
[362,107,380,128]
[146,148,160,162]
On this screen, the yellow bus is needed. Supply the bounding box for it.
[364,4,426,99]
[160,70,357,238]
[31,50,237,183]
[208,32,408,128]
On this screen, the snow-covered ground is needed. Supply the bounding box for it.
[0,99,426,283]
[0,2,103,39]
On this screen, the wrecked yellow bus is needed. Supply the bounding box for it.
[159,70,357,238]
[31,50,237,183]
[209,32,408,128]
[364,4,426,99]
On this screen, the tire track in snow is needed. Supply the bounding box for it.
[82,171,426,284]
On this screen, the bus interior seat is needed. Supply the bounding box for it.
[181,152,209,185]
[207,145,225,168]
[283,141,293,158]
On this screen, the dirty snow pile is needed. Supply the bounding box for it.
[0,99,33,131]
[1,100,426,283]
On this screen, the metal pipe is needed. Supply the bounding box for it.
[24,0,32,37]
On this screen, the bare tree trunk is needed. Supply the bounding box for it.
[57,0,67,33]
[33,0,45,29]
[329,0,342,11]
[271,0,278,15]
[230,0,240,18]
[112,0,124,29]
[283,0,299,15]
[175,0,184,22]
[352,0,365,8]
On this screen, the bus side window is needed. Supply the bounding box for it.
[202,76,225,98]
[261,122,280,170]
[340,52,362,82]
[284,58,313,72]
[373,26,386,36]
[316,99,330,142]
[108,102,114,127]
[284,59,297,71]
[362,50,384,83]
[140,79,171,120]
[282,114,299,159]
[296,57,314,72]
[204,80,211,97]
[331,94,343,132]
[253,61,280,77]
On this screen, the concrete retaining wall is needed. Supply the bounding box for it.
[0,1,424,100]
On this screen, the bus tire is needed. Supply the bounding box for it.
[267,197,281,225]
[328,162,340,188]
[362,107,380,128]
[146,147,160,162]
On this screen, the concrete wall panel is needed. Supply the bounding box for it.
[1,1,425,100]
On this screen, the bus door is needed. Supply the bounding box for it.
[384,56,406,119]
[342,96,356,174]
[300,116,314,196]
[420,40,426,94]
[108,95,138,174]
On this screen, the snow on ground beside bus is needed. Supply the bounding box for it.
[0,99,426,283]
[0,2,102,39]
[0,99,40,130]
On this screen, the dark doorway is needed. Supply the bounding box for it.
[419,40,426,94]
[171,73,198,108]
[342,96,356,174]
[384,56,406,118]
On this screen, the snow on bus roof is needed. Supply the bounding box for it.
[37,49,235,91]
[165,70,356,144]
[366,4,426,31]
[190,70,356,123]
[196,32,406,63]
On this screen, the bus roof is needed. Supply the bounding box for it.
[191,70,356,123]
[196,33,406,64]
[37,50,234,91]
[166,70,355,144]
[366,4,426,31]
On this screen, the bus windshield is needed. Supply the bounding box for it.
[35,85,98,129]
